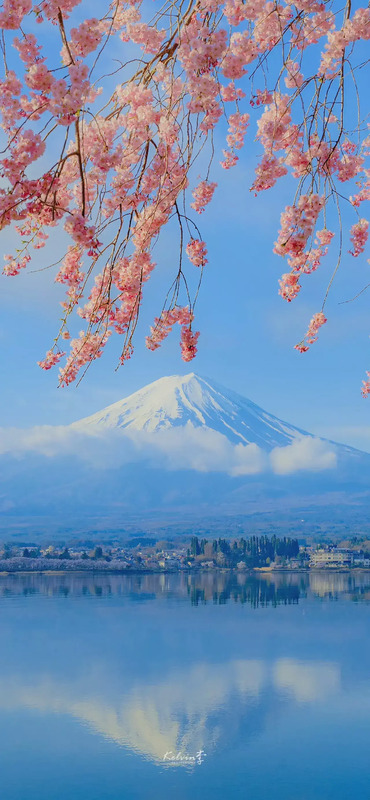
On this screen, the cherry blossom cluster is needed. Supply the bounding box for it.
[275,195,326,290]
[58,330,111,386]
[191,181,217,214]
[37,349,65,370]
[146,306,199,363]
[0,0,368,391]
[362,373,370,399]
[186,240,208,268]
[349,219,369,258]
[295,312,327,353]
[3,253,30,275]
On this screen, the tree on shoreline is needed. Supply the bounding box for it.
[0,0,369,389]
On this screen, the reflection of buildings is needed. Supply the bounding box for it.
[0,572,301,607]
[0,569,368,605]
[309,571,352,598]
[308,570,370,600]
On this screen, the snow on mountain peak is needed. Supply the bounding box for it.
[71,373,308,450]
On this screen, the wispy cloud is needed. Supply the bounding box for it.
[270,437,337,475]
[0,424,338,477]
[273,658,341,703]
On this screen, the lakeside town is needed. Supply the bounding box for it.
[0,534,369,573]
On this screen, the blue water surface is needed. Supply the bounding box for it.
[0,570,369,800]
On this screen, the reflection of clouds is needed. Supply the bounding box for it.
[273,659,341,703]
[0,657,351,763]
[0,660,266,763]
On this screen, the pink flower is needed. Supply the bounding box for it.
[180,326,200,362]
[146,305,198,362]
[295,311,327,352]
[125,22,165,54]
[284,60,304,89]
[316,229,335,246]
[0,0,369,387]
[70,18,107,57]
[221,82,246,102]
[221,150,238,169]
[279,272,301,302]
[3,253,30,275]
[362,371,370,398]
[349,219,369,256]
[252,155,287,193]
[38,349,65,370]
[186,239,208,267]
[0,0,32,30]
[191,181,217,214]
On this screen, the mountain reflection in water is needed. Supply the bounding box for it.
[0,570,369,800]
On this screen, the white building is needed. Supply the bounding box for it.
[352,555,370,568]
[310,549,351,568]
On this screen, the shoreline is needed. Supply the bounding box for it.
[0,567,369,577]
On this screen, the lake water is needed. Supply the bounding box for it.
[0,570,369,800]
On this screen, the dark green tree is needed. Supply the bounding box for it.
[190,537,201,556]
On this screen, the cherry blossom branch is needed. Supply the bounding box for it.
[0,0,368,391]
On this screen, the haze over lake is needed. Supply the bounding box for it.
[0,571,369,800]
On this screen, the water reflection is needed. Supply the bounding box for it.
[0,655,348,765]
[0,659,270,762]
[0,569,369,604]
[0,570,369,800]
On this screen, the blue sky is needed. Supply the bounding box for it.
[1,152,369,451]
[0,4,369,453]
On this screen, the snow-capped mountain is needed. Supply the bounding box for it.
[72,372,308,450]
[1,372,369,539]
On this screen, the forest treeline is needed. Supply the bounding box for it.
[189,535,300,567]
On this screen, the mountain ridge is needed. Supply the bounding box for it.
[71,372,311,450]
[1,372,369,538]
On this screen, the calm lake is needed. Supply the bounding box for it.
[0,570,369,800]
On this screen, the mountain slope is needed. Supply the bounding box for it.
[71,372,309,449]
[1,372,369,538]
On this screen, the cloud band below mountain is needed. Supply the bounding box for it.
[0,423,337,476]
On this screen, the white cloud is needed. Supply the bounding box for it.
[270,436,337,475]
[0,424,338,476]
[131,426,268,475]
[273,658,341,703]
[0,426,138,468]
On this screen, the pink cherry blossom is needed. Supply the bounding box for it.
[349,219,369,257]
[362,372,370,398]
[38,349,65,370]
[295,311,327,352]
[0,0,368,391]
[191,181,217,214]
[186,239,208,267]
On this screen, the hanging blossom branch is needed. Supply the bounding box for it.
[0,0,369,389]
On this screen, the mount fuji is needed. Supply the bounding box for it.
[71,372,309,449]
[0,373,369,539]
